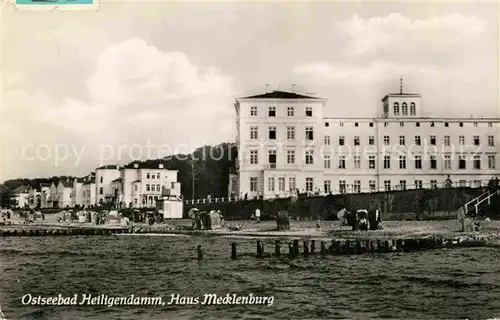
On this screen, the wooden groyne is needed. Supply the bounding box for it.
[0,227,131,237]
[196,235,500,260]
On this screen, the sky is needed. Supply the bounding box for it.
[1,1,499,181]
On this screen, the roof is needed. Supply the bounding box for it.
[75,178,86,183]
[59,180,73,188]
[40,182,51,187]
[239,90,321,100]
[96,165,119,170]
[111,178,122,183]
[83,179,95,185]
[122,162,173,170]
[13,185,31,194]
[381,93,421,102]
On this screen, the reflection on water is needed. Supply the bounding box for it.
[0,236,499,319]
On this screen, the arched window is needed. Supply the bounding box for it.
[401,102,408,116]
[410,102,416,116]
[393,102,400,116]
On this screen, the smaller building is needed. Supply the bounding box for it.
[12,185,32,208]
[39,183,51,208]
[56,180,73,208]
[72,178,85,208]
[82,177,96,208]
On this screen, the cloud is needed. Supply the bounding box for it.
[2,38,235,180]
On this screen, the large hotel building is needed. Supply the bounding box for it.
[229,83,500,199]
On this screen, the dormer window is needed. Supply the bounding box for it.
[410,102,416,116]
[402,102,408,116]
[268,106,276,117]
[393,102,400,116]
[305,107,312,117]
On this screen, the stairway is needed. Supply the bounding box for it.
[463,188,500,216]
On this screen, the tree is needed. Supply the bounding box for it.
[0,185,14,208]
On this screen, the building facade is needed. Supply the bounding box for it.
[95,165,121,205]
[232,89,500,199]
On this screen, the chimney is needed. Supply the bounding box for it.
[159,163,164,169]
[134,163,139,169]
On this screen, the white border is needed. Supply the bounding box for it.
[7,0,99,11]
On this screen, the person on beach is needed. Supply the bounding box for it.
[255,208,261,223]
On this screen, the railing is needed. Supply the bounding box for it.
[469,189,500,215]
[464,191,491,214]
[184,179,496,205]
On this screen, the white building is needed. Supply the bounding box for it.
[56,180,73,208]
[120,162,181,208]
[39,182,51,208]
[82,178,96,208]
[71,178,85,207]
[95,165,121,205]
[12,185,32,208]
[232,87,500,199]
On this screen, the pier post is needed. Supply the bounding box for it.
[320,241,326,255]
[293,239,299,256]
[197,245,203,260]
[344,240,351,254]
[275,240,281,257]
[288,242,294,258]
[355,241,363,254]
[303,241,310,257]
[310,240,316,254]
[231,243,237,260]
[384,240,390,252]
[396,239,404,252]
[256,241,263,258]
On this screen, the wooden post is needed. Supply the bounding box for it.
[293,239,299,256]
[303,241,310,257]
[365,240,371,252]
[377,240,383,253]
[275,240,281,257]
[329,239,336,254]
[197,245,203,260]
[231,242,237,260]
[396,239,404,252]
[256,240,263,258]
[288,242,294,258]
[344,240,351,254]
[384,240,390,252]
[320,241,326,255]
[310,240,316,254]
[355,241,363,254]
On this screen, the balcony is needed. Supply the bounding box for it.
[262,163,300,170]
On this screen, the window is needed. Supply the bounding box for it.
[384,156,391,169]
[445,122,449,127]
[430,180,437,189]
[415,156,422,169]
[488,155,496,169]
[325,122,329,127]
[444,155,452,170]
[250,126,258,139]
[100,176,104,183]
[134,185,138,191]
[353,180,361,193]
[369,156,376,169]
[354,122,359,127]
[402,102,408,116]
[416,122,420,127]
[268,106,276,117]
[156,184,161,191]
[384,122,389,127]
[146,184,150,192]
[473,136,480,146]
[399,156,406,169]
[474,122,478,127]
[287,150,295,164]
[268,150,277,165]
[324,180,331,194]
[415,180,423,189]
[384,180,391,192]
[250,150,258,164]
[339,181,346,194]
[268,177,275,192]
[287,127,295,140]
[339,122,344,127]
[399,136,405,146]
[305,107,312,117]
[488,136,495,146]
[324,155,331,169]
[414,136,421,146]
[339,136,345,146]
[488,122,493,127]
[269,126,276,140]
[99,187,103,195]
[369,122,374,127]
[369,136,375,145]
[458,154,466,169]
[384,136,390,145]
[305,178,314,192]
[431,122,435,127]
[430,135,436,145]
[324,135,331,146]
[354,136,360,146]
[429,155,437,169]
[459,180,467,187]
[399,180,407,191]
[157,173,160,179]
[250,106,257,116]
[305,127,314,140]
[287,107,294,117]
[473,155,481,169]
[354,156,361,169]
[444,136,450,146]
[459,136,465,145]
[369,180,376,192]
[459,122,463,127]
[410,102,416,115]
[393,102,400,116]
[339,156,346,169]
[305,150,314,165]
[400,122,404,127]
[288,177,296,192]
[250,177,258,192]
